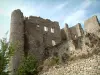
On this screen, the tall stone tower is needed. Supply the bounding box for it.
[10,9,24,74]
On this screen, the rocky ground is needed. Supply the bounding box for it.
[39,33,100,75]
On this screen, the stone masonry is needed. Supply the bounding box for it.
[10,9,100,75]
[84,15,100,37]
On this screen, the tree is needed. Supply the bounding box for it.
[17,55,38,75]
[0,37,15,75]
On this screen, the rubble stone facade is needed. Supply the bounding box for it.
[10,9,100,75]
[84,15,100,37]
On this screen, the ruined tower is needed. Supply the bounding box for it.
[61,23,84,41]
[9,9,100,75]
[70,23,84,40]
[10,9,61,74]
[10,9,24,74]
[84,15,100,37]
[61,23,72,41]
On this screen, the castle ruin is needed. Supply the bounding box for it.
[10,9,100,75]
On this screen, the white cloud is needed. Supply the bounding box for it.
[63,10,87,27]
[48,2,68,17]
[63,0,92,27]
[0,8,4,15]
[55,2,68,10]
[80,0,92,9]
[6,1,68,21]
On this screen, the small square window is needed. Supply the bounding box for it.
[51,28,54,33]
[44,26,48,31]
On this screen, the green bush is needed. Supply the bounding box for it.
[0,37,15,75]
[17,55,38,75]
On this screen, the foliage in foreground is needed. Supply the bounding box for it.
[0,37,15,75]
[17,55,38,75]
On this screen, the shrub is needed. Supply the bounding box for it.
[17,55,38,75]
[0,37,15,75]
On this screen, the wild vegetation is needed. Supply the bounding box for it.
[17,55,38,75]
[0,35,38,75]
[0,37,15,75]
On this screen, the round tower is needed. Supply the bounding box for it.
[10,9,24,74]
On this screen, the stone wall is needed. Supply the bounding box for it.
[10,9,100,75]
[61,23,84,41]
[10,9,61,73]
[70,23,83,40]
[63,24,72,40]
[84,15,100,37]
[25,16,61,47]
[61,24,72,41]
[24,16,61,62]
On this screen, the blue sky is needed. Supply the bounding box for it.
[0,0,100,39]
